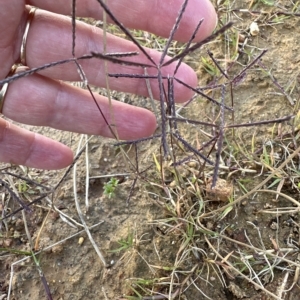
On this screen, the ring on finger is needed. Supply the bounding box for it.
[0,65,18,114]
[20,7,37,65]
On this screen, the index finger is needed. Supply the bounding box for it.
[28,0,217,42]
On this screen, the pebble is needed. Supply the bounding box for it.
[187,161,198,168]
[206,177,233,201]
[250,22,259,36]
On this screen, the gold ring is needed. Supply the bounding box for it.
[0,65,18,114]
[20,7,37,65]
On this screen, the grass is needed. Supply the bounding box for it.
[1,0,300,299]
[108,231,134,253]
[103,177,119,199]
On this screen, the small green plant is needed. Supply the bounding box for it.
[218,193,234,220]
[250,0,276,7]
[259,0,276,5]
[103,177,119,198]
[201,56,219,76]
[108,231,134,253]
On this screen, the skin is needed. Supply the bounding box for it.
[0,0,217,170]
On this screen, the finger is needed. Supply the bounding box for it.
[0,118,73,169]
[25,9,197,103]
[28,0,217,42]
[0,0,25,78]
[3,69,157,140]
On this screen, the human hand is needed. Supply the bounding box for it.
[0,0,217,170]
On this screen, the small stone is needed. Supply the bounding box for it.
[250,22,259,36]
[187,161,198,168]
[206,178,233,201]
